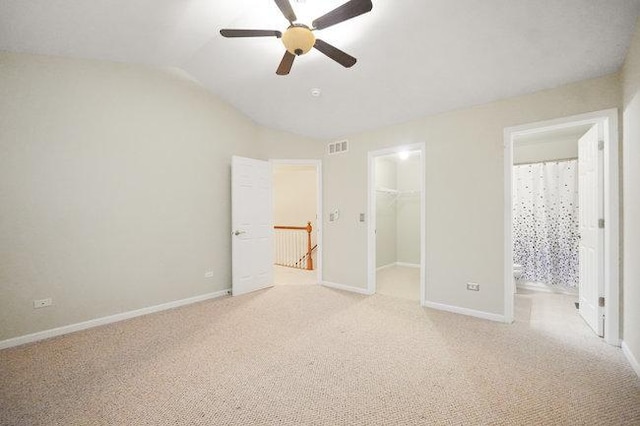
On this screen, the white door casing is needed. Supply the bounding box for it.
[231,156,274,296]
[578,125,605,336]
[504,109,619,345]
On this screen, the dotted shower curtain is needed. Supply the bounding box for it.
[513,160,580,289]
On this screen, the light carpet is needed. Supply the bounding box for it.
[376,265,420,301]
[1,285,639,425]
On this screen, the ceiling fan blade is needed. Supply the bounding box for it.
[274,0,297,23]
[220,29,282,38]
[276,51,296,75]
[314,39,357,68]
[312,0,373,30]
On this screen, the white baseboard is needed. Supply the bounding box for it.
[322,281,373,295]
[376,263,396,271]
[622,341,640,378]
[395,262,421,269]
[377,262,420,271]
[0,289,231,350]
[423,300,506,323]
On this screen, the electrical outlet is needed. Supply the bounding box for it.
[466,283,480,292]
[33,298,53,309]
[204,271,214,278]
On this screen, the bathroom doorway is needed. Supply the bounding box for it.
[512,124,590,296]
[367,144,426,303]
[503,109,620,344]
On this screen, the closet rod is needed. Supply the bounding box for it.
[514,157,577,166]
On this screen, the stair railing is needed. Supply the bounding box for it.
[274,221,313,270]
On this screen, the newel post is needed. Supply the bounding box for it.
[306,221,313,270]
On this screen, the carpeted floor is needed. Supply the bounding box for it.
[273,265,318,286]
[376,265,420,301]
[1,284,639,425]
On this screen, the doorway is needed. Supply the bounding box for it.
[367,144,426,304]
[271,160,322,286]
[503,109,620,345]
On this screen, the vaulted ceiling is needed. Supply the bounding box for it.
[1,0,639,139]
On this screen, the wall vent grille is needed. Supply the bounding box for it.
[328,140,349,155]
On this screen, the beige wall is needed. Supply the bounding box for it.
[396,155,421,265]
[254,126,324,160]
[0,52,319,341]
[323,73,621,315]
[374,154,421,268]
[273,165,318,241]
[622,20,640,371]
[513,136,579,164]
[375,157,397,267]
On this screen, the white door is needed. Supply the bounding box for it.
[578,125,604,336]
[231,156,274,296]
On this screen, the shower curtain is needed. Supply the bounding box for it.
[513,160,579,289]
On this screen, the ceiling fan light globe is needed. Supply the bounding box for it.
[282,26,316,56]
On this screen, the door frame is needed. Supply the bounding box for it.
[503,108,620,345]
[270,159,323,284]
[367,143,427,305]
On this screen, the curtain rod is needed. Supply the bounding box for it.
[514,157,577,166]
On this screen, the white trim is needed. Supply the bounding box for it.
[622,341,640,378]
[376,262,421,271]
[270,159,323,284]
[376,263,396,271]
[322,281,373,295]
[424,300,506,323]
[396,262,421,269]
[503,108,620,344]
[367,143,427,306]
[0,290,230,350]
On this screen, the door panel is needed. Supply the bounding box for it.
[232,156,273,296]
[578,125,604,336]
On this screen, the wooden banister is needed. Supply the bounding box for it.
[274,225,308,231]
[305,221,313,271]
[273,221,313,270]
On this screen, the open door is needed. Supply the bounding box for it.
[578,125,604,336]
[231,156,274,296]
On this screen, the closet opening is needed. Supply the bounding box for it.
[367,144,426,304]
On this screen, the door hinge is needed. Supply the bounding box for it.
[598,218,605,229]
[599,297,605,307]
[598,140,605,150]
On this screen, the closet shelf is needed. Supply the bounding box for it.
[376,187,422,207]
[375,187,421,195]
[376,186,399,194]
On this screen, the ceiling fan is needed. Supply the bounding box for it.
[220,0,373,75]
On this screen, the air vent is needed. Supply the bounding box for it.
[328,140,349,155]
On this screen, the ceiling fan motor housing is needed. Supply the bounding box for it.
[282,24,316,56]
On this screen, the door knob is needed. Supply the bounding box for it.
[233,230,246,236]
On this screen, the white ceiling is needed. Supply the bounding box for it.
[1,0,639,140]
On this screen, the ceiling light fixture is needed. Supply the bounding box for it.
[282,24,316,56]
[310,88,322,97]
[220,0,373,75]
